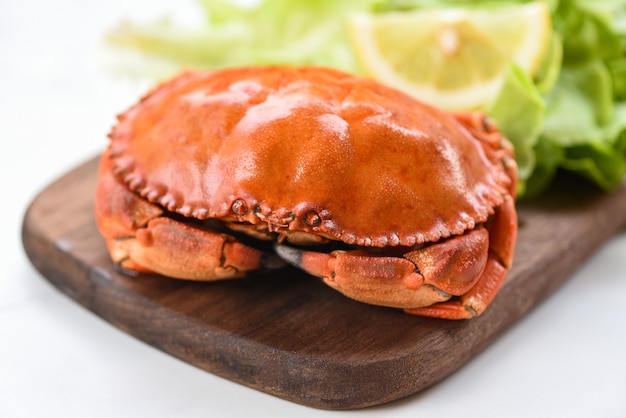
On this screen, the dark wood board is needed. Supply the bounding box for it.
[22,156,626,410]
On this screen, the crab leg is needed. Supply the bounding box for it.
[403,254,506,319]
[275,228,489,313]
[405,194,517,319]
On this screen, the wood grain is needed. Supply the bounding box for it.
[22,156,626,410]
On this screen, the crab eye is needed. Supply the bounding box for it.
[231,199,248,216]
[304,211,321,227]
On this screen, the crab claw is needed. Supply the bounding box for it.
[275,243,448,308]
[95,151,284,281]
[113,217,284,280]
[274,195,516,320]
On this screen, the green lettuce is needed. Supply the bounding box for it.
[487,64,546,185]
[106,0,375,75]
[521,0,626,197]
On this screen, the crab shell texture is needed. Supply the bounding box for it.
[95,65,518,319]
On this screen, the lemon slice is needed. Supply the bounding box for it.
[347,2,552,109]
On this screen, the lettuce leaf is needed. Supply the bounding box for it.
[486,64,545,194]
[106,0,375,75]
[522,0,626,197]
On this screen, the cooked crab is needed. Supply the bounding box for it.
[94,66,518,319]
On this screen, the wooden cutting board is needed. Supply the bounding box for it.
[22,156,626,410]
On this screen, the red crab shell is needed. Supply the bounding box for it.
[108,66,512,247]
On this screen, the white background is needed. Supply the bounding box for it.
[2,1,626,417]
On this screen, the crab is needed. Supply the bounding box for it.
[94,66,518,320]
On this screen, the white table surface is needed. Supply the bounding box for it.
[2,1,626,417]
